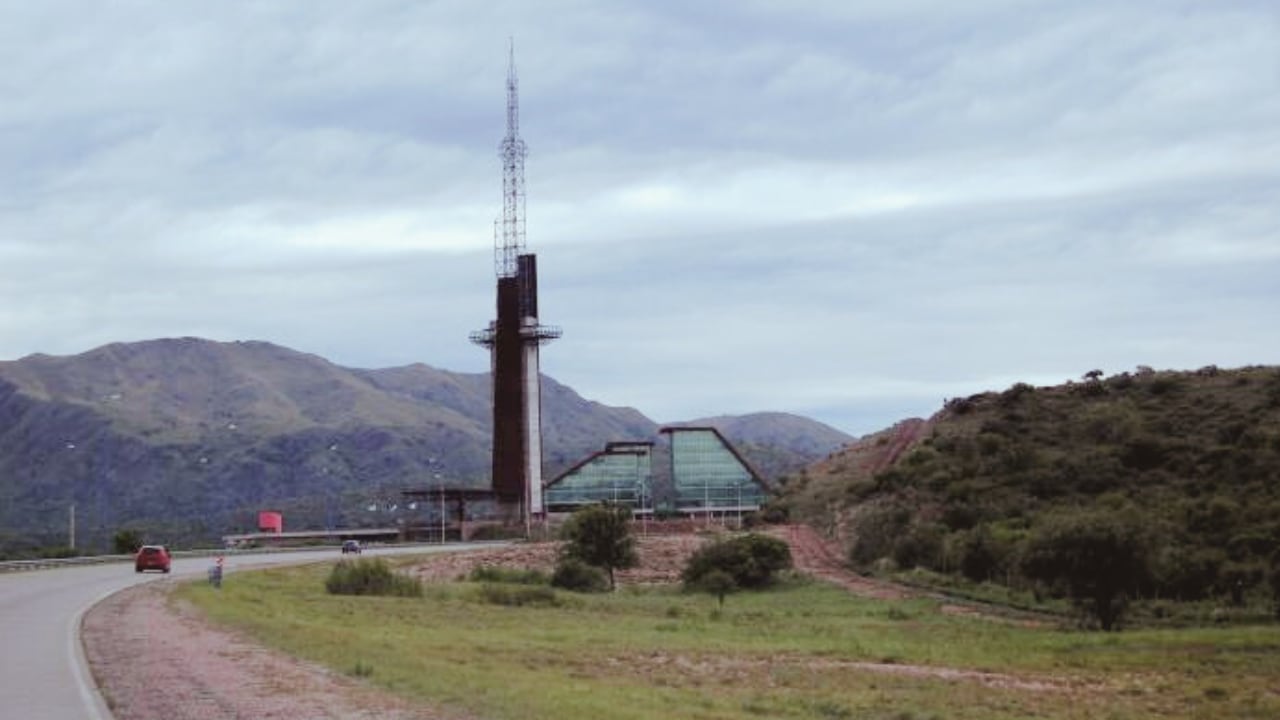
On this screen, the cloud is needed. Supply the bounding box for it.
[0,1,1277,435]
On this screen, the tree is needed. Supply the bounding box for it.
[1269,549,1280,620]
[113,528,144,555]
[694,569,737,608]
[1022,510,1152,631]
[682,533,792,591]
[559,503,637,590]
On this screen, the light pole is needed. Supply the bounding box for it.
[431,473,446,543]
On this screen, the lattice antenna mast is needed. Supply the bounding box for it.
[495,39,527,279]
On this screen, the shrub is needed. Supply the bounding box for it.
[325,558,423,597]
[891,523,944,571]
[476,583,559,607]
[999,382,1035,406]
[682,533,793,591]
[957,526,1002,582]
[40,546,77,559]
[1153,546,1224,601]
[469,565,548,585]
[559,503,637,589]
[550,557,609,593]
[1022,510,1152,630]
[690,568,737,607]
[848,502,911,568]
[113,529,144,555]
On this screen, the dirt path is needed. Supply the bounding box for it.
[82,581,468,720]
[774,523,911,600]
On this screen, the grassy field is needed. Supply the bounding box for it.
[176,558,1280,720]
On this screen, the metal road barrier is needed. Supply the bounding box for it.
[0,541,473,574]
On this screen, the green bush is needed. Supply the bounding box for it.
[891,522,945,571]
[559,503,638,589]
[550,557,609,593]
[325,558,423,597]
[1022,509,1152,631]
[468,565,548,585]
[955,525,1015,583]
[112,529,144,555]
[848,502,911,567]
[691,569,737,607]
[682,533,793,591]
[476,583,559,607]
[40,546,77,559]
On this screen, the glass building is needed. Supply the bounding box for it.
[661,427,768,513]
[543,442,652,512]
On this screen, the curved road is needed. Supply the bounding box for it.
[0,544,489,720]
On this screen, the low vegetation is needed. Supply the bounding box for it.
[550,556,609,593]
[682,532,793,606]
[777,365,1280,629]
[179,558,1280,720]
[468,564,549,585]
[324,557,422,597]
[557,503,638,589]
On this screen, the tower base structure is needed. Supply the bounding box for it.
[471,254,559,535]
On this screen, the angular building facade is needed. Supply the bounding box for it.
[544,441,653,513]
[661,426,768,514]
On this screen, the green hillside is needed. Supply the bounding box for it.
[0,338,851,556]
[776,365,1280,620]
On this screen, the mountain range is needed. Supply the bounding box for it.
[0,337,851,554]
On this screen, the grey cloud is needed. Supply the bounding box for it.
[0,1,1277,434]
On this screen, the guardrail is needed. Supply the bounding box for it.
[0,542,469,574]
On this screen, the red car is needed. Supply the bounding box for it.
[135,545,172,573]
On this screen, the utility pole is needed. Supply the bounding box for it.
[68,503,75,551]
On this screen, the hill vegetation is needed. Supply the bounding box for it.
[0,337,851,555]
[776,365,1280,623]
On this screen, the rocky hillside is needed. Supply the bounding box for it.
[0,338,851,554]
[775,365,1280,604]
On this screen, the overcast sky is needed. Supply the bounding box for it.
[1,1,1277,435]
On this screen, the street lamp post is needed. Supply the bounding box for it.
[434,473,445,544]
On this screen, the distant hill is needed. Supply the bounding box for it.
[775,365,1280,603]
[673,412,854,481]
[0,338,852,554]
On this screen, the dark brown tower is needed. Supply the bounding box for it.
[470,43,559,529]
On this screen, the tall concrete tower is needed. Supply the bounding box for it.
[471,42,560,531]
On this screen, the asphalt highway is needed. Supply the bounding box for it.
[0,543,487,720]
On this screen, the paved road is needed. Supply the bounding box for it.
[0,544,488,720]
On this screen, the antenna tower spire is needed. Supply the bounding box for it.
[495,37,527,278]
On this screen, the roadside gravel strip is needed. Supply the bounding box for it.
[82,581,468,720]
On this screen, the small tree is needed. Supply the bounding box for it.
[682,533,792,591]
[559,503,637,590]
[113,529,144,555]
[695,569,737,608]
[1022,510,1152,631]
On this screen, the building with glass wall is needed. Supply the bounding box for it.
[543,441,652,512]
[661,426,768,514]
